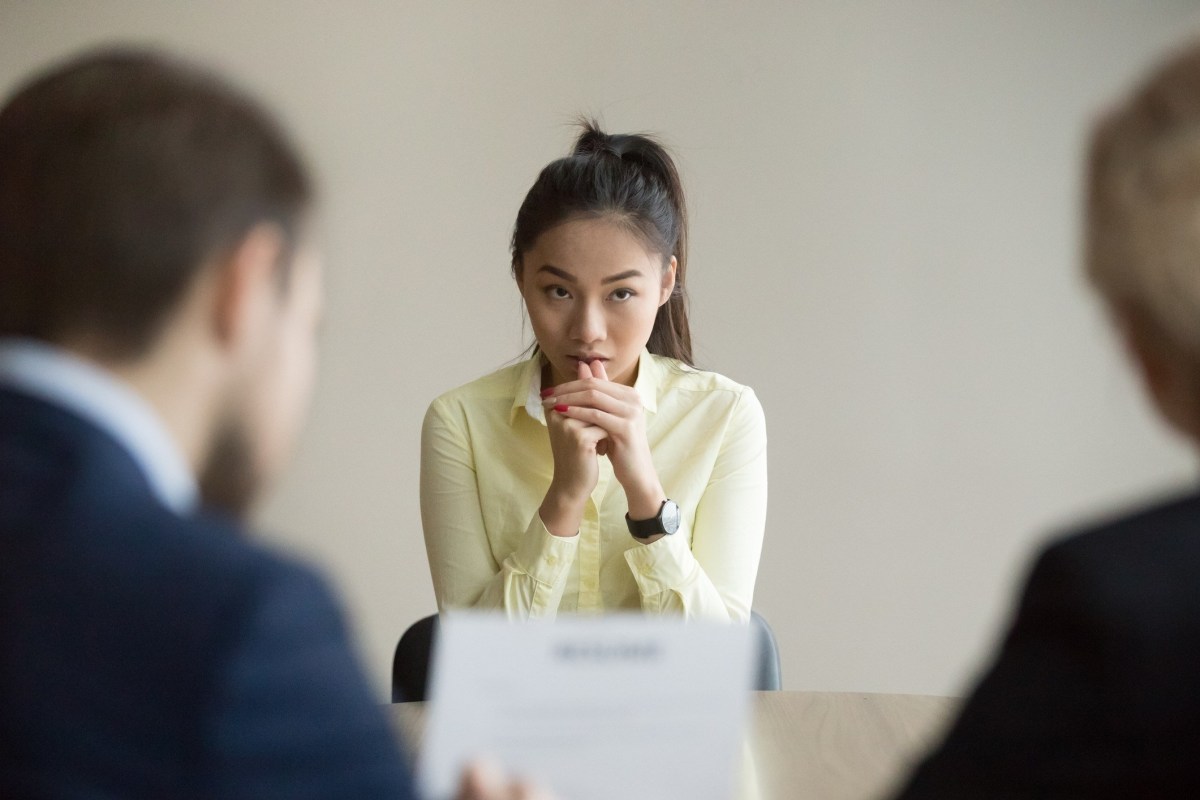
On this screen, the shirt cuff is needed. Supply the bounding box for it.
[623,530,695,596]
[510,513,578,586]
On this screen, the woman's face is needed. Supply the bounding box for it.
[517,217,676,387]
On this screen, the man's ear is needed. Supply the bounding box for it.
[211,224,286,353]
[1117,302,1200,442]
[659,256,678,307]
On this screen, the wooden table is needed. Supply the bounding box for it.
[390,690,958,800]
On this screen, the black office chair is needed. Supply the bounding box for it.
[391,610,783,702]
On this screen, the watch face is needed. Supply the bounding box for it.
[661,500,681,534]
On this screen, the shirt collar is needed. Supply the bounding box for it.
[0,338,199,514]
[509,348,660,426]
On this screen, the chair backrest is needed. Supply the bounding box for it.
[390,610,784,702]
[391,613,438,703]
[750,610,783,691]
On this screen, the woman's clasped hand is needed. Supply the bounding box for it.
[540,359,667,536]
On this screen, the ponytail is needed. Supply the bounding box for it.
[511,119,693,365]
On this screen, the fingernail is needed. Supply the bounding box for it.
[540,387,554,398]
[554,404,569,413]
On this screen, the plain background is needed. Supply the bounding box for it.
[3,1,1199,700]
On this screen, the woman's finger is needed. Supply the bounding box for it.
[550,410,609,442]
[555,404,624,436]
[545,360,618,400]
[547,388,631,416]
[542,374,628,399]
[545,382,634,406]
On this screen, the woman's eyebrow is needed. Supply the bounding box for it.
[535,265,643,283]
[537,265,576,282]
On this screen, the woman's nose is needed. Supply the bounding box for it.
[570,301,605,344]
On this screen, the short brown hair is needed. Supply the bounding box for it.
[1087,40,1200,354]
[0,48,312,359]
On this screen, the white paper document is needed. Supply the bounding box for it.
[418,613,754,800]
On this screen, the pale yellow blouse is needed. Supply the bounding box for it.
[420,350,767,621]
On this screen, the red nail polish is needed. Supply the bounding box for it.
[540,387,554,398]
[554,404,569,413]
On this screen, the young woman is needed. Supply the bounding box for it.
[420,123,767,621]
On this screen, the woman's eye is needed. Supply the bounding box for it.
[610,288,635,301]
[546,286,571,300]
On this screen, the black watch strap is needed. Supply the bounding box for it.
[625,499,681,539]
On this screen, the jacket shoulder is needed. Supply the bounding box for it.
[1041,490,1200,578]
[1014,490,1200,655]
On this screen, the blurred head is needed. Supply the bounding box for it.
[0,48,318,515]
[1087,40,1200,444]
[199,240,324,517]
[511,121,692,382]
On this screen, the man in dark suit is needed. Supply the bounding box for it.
[0,49,534,800]
[894,41,1200,799]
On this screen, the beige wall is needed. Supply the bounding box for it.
[3,0,1199,699]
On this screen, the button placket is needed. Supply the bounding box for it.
[578,466,609,611]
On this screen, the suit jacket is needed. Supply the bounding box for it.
[0,386,415,799]
[894,491,1200,799]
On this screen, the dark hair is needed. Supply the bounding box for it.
[0,48,312,360]
[510,120,692,365]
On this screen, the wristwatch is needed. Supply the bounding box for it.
[625,499,681,539]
